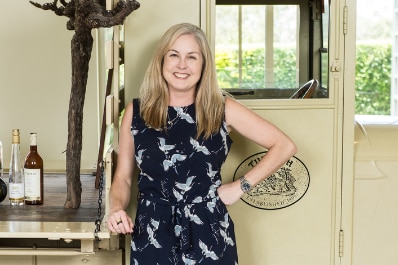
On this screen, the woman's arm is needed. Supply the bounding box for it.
[217,97,297,205]
[107,101,135,234]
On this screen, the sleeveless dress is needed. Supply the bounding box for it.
[130,98,238,265]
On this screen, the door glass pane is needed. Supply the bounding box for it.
[215,1,329,99]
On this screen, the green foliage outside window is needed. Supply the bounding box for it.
[355,44,391,115]
[215,47,297,89]
[215,44,392,115]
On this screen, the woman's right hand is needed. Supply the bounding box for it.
[107,209,134,234]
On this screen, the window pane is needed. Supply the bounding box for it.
[215,2,328,99]
[356,0,393,115]
[215,5,298,90]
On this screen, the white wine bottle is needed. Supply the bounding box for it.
[24,133,44,205]
[9,129,24,205]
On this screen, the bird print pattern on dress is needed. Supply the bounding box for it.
[130,98,238,265]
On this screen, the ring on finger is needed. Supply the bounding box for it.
[116,219,122,225]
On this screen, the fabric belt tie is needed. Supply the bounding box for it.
[139,192,218,252]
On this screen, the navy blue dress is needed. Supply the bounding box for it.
[130,98,238,265]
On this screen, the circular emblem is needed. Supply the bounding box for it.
[233,151,310,210]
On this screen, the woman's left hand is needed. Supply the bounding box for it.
[217,181,244,206]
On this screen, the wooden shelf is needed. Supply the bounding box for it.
[0,174,104,222]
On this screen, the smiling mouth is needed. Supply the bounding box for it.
[174,73,190,79]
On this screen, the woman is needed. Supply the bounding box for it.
[107,23,297,265]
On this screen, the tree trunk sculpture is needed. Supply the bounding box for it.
[30,0,140,208]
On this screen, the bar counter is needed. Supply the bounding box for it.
[0,174,103,222]
[0,174,109,245]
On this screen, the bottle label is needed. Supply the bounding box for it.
[24,168,41,199]
[9,182,24,199]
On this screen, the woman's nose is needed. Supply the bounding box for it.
[177,58,187,68]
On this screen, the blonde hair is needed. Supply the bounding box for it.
[139,23,227,139]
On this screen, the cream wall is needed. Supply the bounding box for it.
[0,2,100,172]
[353,119,398,265]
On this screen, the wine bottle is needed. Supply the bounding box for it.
[0,140,7,203]
[9,129,24,205]
[24,133,44,205]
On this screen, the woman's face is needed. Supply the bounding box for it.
[162,34,203,96]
